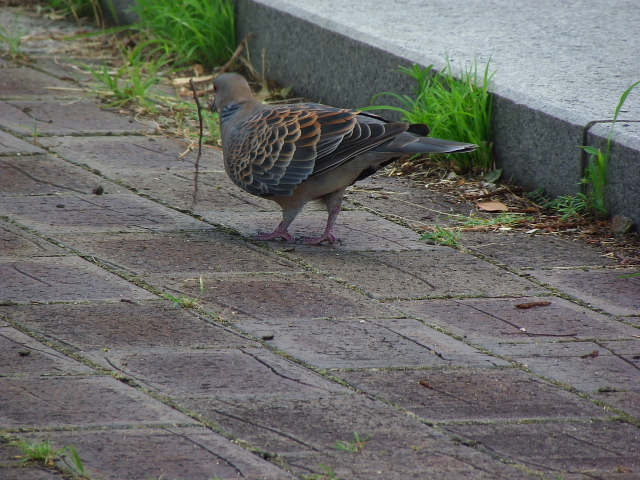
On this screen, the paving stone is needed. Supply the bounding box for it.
[390,297,640,346]
[343,176,475,222]
[0,376,195,429]
[0,99,154,135]
[0,256,157,303]
[462,231,618,269]
[0,11,94,57]
[207,210,430,251]
[444,421,640,475]
[29,56,97,84]
[593,391,640,418]
[0,300,255,351]
[0,325,93,376]
[87,347,350,397]
[0,130,46,155]
[39,135,220,174]
[0,469,63,479]
[283,443,536,480]
[600,340,640,369]
[337,368,609,422]
[194,171,278,211]
[0,66,77,99]
[0,194,213,234]
[0,220,68,257]
[56,231,303,276]
[288,249,546,299]
[0,436,23,466]
[16,426,296,480]
[170,272,396,320]
[558,474,640,480]
[107,171,272,212]
[486,341,640,392]
[184,395,535,480]
[0,155,126,197]
[531,268,640,316]
[236,317,508,369]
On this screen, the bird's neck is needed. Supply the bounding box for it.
[220,102,242,123]
[220,99,261,124]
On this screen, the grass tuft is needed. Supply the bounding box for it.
[305,464,339,480]
[421,226,462,247]
[333,431,372,453]
[133,0,235,69]
[11,438,86,475]
[164,276,205,308]
[76,39,173,109]
[366,57,495,172]
[48,0,102,25]
[0,22,26,58]
[552,80,640,219]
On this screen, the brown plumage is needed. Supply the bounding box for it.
[211,73,476,244]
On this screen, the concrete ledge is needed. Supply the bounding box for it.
[236,0,640,226]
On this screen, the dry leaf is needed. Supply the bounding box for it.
[193,64,205,76]
[172,74,215,86]
[515,301,551,309]
[580,350,599,358]
[477,201,509,212]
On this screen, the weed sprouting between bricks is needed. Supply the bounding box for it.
[547,80,640,220]
[11,438,87,477]
[333,431,372,453]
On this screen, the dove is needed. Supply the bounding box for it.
[211,72,476,244]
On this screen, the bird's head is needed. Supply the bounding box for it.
[210,73,255,117]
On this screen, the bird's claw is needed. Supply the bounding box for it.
[254,230,296,242]
[298,233,341,245]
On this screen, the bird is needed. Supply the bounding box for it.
[211,72,477,245]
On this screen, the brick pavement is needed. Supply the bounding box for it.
[0,9,639,480]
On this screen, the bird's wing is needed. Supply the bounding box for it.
[303,104,409,177]
[224,104,410,197]
[225,106,321,196]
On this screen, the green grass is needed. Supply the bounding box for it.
[578,80,640,215]
[548,80,640,220]
[164,292,200,309]
[11,438,86,476]
[456,212,533,229]
[304,464,339,480]
[0,23,25,58]
[366,57,495,172]
[421,226,462,247]
[77,40,172,109]
[133,0,235,69]
[421,213,532,246]
[333,431,372,453]
[164,276,204,308]
[68,0,234,144]
[49,0,101,24]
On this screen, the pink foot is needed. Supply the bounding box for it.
[299,230,340,245]
[254,223,295,242]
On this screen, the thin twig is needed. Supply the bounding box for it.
[500,332,578,337]
[189,78,204,206]
[217,33,254,75]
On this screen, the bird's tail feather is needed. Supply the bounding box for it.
[378,132,477,155]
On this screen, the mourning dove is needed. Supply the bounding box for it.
[211,73,476,244]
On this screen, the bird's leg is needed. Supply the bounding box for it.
[255,207,300,242]
[301,190,344,245]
